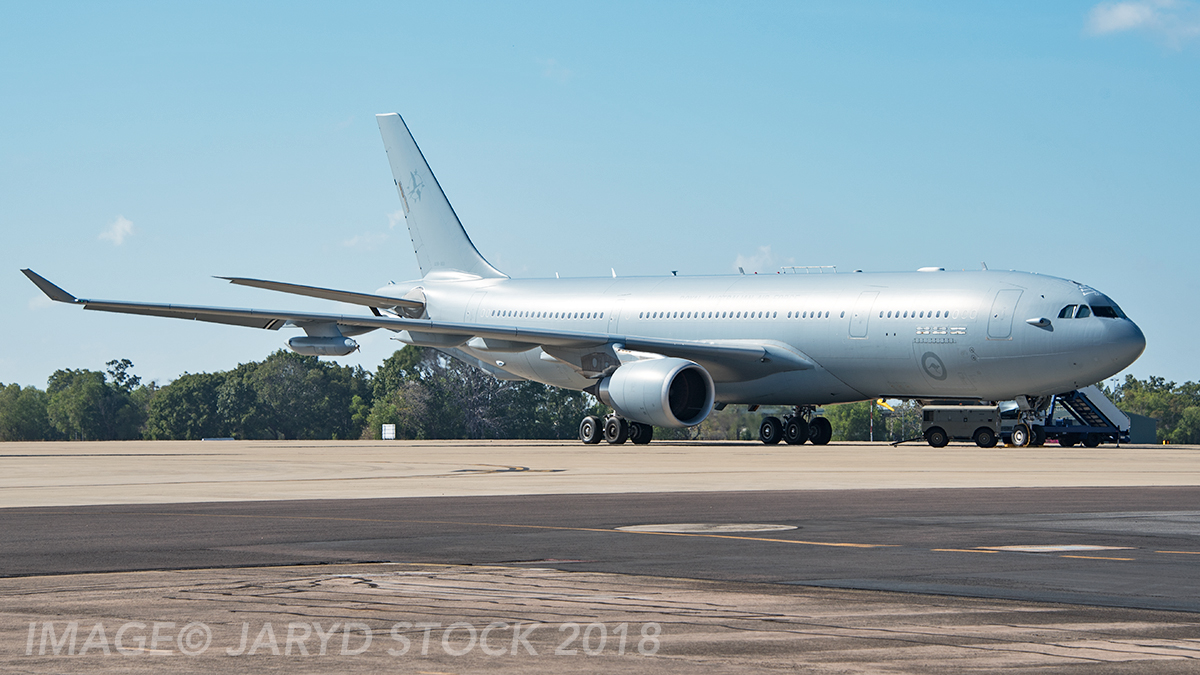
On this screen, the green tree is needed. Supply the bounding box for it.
[0,383,55,441]
[1171,407,1200,445]
[216,350,371,439]
[825,400,877,441]
[144,372,227,440]
[46,365,144,440]
[1110,375,1200,442]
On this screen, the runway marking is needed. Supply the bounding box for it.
[35,510,888,549]
[1060,555,1136,561]
[1157,550,1200,555]
[932,548,998,554]
[978,545,1135,553]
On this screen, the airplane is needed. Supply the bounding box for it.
[23,113,1146,447]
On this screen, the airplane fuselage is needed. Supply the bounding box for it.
[382,268,1145,406]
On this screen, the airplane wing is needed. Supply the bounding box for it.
[23,269,814,381]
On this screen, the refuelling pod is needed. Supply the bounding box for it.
[287,336,358,356]
[595,358,715,428]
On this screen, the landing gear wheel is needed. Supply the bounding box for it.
[809,417,833,446]
[783,417,809,445]
[603,416,629,444]
[1082,433,1101,448]
[973,427,998,448]
[1059,433,1079,448]
[759,416,783,445]
[628,422,653,445]
[1011,423,1031,447]
[925,426,949,448]
[579,415,603,444]
[1031,425,1046,447]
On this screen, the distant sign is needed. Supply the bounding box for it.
[381,424,396,440]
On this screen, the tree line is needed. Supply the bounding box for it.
[0,348,600,442]
[2,352,1196,443]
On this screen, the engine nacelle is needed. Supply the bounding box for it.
[287,336,358,356]
[596,358,715,428]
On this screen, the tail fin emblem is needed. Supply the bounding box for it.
[407,170,425,202]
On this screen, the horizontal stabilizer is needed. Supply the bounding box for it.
[218,276,423,311]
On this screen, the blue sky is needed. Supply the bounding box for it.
[2,1,1198,389]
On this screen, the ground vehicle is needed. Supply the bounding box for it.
[922,405,1000,448]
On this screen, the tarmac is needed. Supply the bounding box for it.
[2,439,1199,673]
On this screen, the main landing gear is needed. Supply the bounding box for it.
[579,414,653,445]
[760,407,832,446]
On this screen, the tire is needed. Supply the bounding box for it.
[1031,425,1046,447]
[579,415,603,444]
[973,427,997,448]
[603,416,628,444]
[759,416,783,445]
[809,417,833,446]
[629,422,653,445]
[1059,433,1079,448]
[1083,433,1101,448]
[783,417,809,445]
[925,426,948,448]
[1011,423,1030,447]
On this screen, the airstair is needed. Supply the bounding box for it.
[1044,385,1130,446]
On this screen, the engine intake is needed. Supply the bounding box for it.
[595,358,715,428]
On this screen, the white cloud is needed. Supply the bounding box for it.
[733,245,794,274]
[99,215,134,245]
[1086,0,1200,47]
[540,58,573,84]
[342,231,388,248]
[386,209,405,229]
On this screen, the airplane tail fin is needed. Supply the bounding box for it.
[376,113,506,280]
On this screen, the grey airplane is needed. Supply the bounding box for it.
[23,113,1146,447]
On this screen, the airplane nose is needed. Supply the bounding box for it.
[1106,319,1146,371]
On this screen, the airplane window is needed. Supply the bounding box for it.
[773,312,777,318]
[787,312,792,318]
[903,311,908,318]
[1058,305,1076,319]
[686,312,691,318]
[600,312,604,318]
[919,311,924,318]
[886,311,891,318]
[1091,305,1119,319]
[736,312,740,318]
[1076,305,1091,318]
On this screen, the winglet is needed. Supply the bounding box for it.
[21,269,79,303]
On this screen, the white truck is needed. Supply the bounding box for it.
[922,405,1000,448]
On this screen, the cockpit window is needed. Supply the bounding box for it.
[1075,305,1091,318]
[1091,305,1121,319]
[1058,305,1077,319]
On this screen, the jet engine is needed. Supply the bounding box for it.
[595,358,715,428]
[287,336,358,356]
